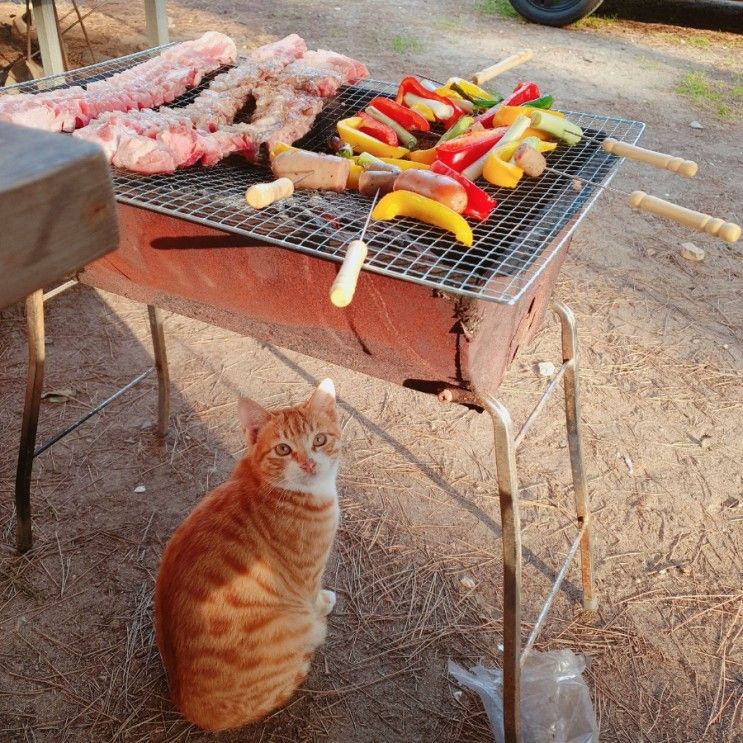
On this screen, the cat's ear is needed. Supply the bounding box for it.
[237,396,270,445]
[307,378,336,421]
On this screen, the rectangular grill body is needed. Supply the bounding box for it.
[80,203,570,398]
[3,50,643,398]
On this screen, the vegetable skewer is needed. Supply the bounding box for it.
[329,190,382,308]
[471,50,534,85]
[539,164,739,244]
[597,137,698,177]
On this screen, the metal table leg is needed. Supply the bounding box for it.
[147,305,170,437]
[144,0,169,46]
[14,291,171,552]
[552,301,597,611]
[15,290,45,553]
[30,0,65,75]
[480,396,522,743]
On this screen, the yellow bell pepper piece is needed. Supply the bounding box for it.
[410,102,436,122]
[523,127,551,142]
[378,157,430,170]
[482,138,557,188]
[439,77,492,101]
[483,142,524,188]
[337,117,409,159]
[269,142,297,159]
[407,147,438,165]
[490,106,565,128]
[347,162,363,190]
[372,191,473,247]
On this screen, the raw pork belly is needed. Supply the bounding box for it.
[0,32,236,132]
[74,37,368,174]
[74,34,310,173]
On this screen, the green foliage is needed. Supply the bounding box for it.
[391,34,423,54]
[477,0,519,19]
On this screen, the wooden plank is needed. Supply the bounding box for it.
[144,0,169,47]
[0,122,119,309]
[30,0,66,75]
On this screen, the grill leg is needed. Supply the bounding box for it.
[147,305,170,437]
[15,290,46,553]
[552,300,597,612]
[481,396,522,743]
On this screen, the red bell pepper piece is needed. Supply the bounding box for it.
[395,76,465,128]
[356,111,399,146]
[431,161,497,221]
[507,81,541,106]
[369,96,430,132]
[475,81,542,128]
[434,126,508,171]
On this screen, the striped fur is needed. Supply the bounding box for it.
[155,380,340,731]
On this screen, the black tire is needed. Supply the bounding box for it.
[509,0,605,26]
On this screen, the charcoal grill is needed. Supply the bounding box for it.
[6,46,644,742]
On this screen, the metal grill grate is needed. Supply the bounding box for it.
[2,51,644,305]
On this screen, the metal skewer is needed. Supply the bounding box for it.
[542,165,740,244]
[329,189,381,307]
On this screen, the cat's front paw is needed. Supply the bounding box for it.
[317,589,336,616]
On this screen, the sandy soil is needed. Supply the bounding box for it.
[0,1,741,741]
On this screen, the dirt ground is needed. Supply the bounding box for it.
[1,1,742,741]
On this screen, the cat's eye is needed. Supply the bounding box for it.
[313,433,327,447]
[274,443,292,456]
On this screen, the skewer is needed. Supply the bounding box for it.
[542,165,740,244]
[590,135,698,177]
[528,110,698,178]
[245,172,313,209]
[329,190,381,308]
[471,50,533,85]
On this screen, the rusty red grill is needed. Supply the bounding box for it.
[3,48,644,305]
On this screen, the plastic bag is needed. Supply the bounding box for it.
[448,649,598,743]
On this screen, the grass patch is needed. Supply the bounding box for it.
[391,34,423,54]
[477,0,519,19]
[675,71,742,121]
[434,17,464,32]
[575,13,618,30]
[687,35,712,49]
[638,57,662,71]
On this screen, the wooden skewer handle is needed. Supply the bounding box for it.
[471,50,533,85]
[603,139,698,177]
[246,178,294,208]
[629,191,741,244]
[330,240,368,307]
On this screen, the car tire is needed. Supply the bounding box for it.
[509,0,605,26]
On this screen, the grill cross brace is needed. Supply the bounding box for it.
[14,294,595,743]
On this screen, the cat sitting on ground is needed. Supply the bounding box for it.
[154,379,340,731]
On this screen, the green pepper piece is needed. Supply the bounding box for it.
[436,115,475,145]
[524,95,554,110]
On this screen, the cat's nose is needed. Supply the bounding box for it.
[298,457,316,474]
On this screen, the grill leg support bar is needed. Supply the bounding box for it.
[14,290,45,553]
[481,396,522,743]
[148,305,170,438]
[553,300,597,612]
[475,300,596,743]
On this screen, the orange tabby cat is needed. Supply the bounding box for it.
[154,379,340,731]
